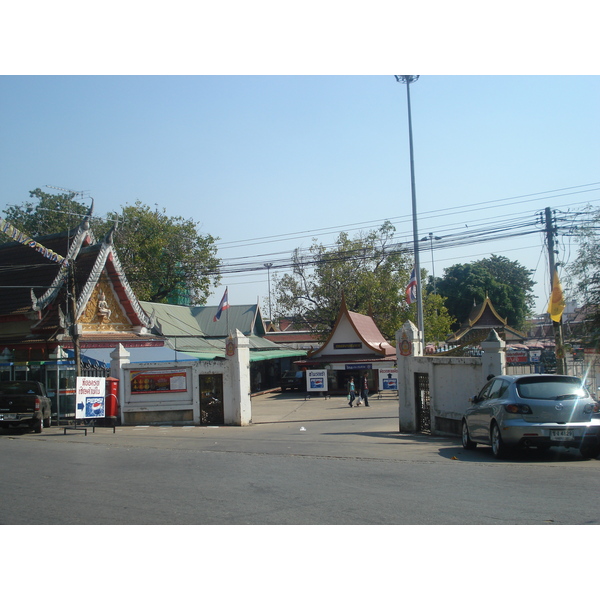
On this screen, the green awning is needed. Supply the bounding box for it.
[249,349,307,362]
[178,352,223,361]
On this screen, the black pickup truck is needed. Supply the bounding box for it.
[0,380,52,433]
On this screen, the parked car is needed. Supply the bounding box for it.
[280,370,306,392]
[461,374,600,459]
[0,380,52,433]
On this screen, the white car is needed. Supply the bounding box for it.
[461,374,600,459]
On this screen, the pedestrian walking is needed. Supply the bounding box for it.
[347,377,356,407]
[361,374,370,407]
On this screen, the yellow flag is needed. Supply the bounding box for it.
[547,269,566,323]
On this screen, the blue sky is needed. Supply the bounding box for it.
[1,3,599,320]
[1,74,598,317]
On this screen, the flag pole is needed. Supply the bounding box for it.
[226,290,230,336]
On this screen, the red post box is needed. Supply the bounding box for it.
[105,377,120,424]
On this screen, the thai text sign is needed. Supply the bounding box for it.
[379,368,398,390]
[76,377,106,419]
[130,370,187,394]
[306,369,328,391]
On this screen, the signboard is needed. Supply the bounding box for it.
[76,377,106,419]
[529,350,541,363]
[334,342,362,350]
[345,364,372,370]
[130,370,187,394]
[306,369,328,391]
[506,350,528,364]
[379,368,398,390]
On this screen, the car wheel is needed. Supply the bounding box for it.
[580,442,600,459]
[490,422,507,459]
[461,420,477,449]
[33,417,43,434]
[44,412,51,428]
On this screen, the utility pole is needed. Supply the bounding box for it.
[544,207,567,374]
[69,263,82,378]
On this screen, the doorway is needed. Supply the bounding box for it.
[199,374,224,425]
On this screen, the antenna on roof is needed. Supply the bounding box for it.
[46,184,88,198]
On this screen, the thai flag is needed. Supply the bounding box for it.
[405,266,417,305]
[214,288,230,321]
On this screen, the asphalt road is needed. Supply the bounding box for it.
[1,391,599,525]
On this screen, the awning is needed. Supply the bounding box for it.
[177,352,223,361]
[249,349,307,362]
[65,349,109,369]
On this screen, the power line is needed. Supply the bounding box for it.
[215,182,600,250]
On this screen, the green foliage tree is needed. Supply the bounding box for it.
[3,188,90,235]
[567,206,600,347]
[101,202,221,304]
[274,222,414,341]
[434,255,536,331]
[422,290,456,344]
[2,192,221,305]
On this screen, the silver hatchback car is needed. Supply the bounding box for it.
[462,374,600,459]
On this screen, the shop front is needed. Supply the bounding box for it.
[293,296,398,396]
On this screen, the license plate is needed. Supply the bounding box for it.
[550,429,575,441]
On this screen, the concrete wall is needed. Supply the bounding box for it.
[110,330,251,426]
[396,322,506,436]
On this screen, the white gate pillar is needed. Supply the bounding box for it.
[480,329,506,379]
[396,321,422,433]
[110,343,130,424]
[225,330,251,426]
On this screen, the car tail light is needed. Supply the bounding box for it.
[34,398,40,411]
[504,403,532,414]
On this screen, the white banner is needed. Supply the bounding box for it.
[306,369,328,392]
[379,368,398,390]
[76,377,106,419]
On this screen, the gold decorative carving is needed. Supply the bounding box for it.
[80,275,133,332]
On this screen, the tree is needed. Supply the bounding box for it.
[568,206,600,347]
[3,188,90,235]
[100,202,220,304]
[434,255,536,331]
[422,290,456,344]
[2,192,221,305]
[274,222,413,341]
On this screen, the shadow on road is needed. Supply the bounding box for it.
[439,445,596,463]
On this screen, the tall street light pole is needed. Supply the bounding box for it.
[421,232,441,295]
[396,75,424,343]
[264,262,273,322]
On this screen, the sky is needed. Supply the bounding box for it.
[1,4,599,322]
[2,74,598,317]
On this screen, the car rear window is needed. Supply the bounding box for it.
[516,377,587,400]
[0,381,41,394]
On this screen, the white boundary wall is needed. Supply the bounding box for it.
[109,330,251,426]
[396,322,506,435]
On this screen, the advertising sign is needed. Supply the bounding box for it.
[130,370,187,394]
[76,377,106,419]
[506,350,528,364]
[529,350,541,363]
[379,368,398,390]
[306,369,328,391]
